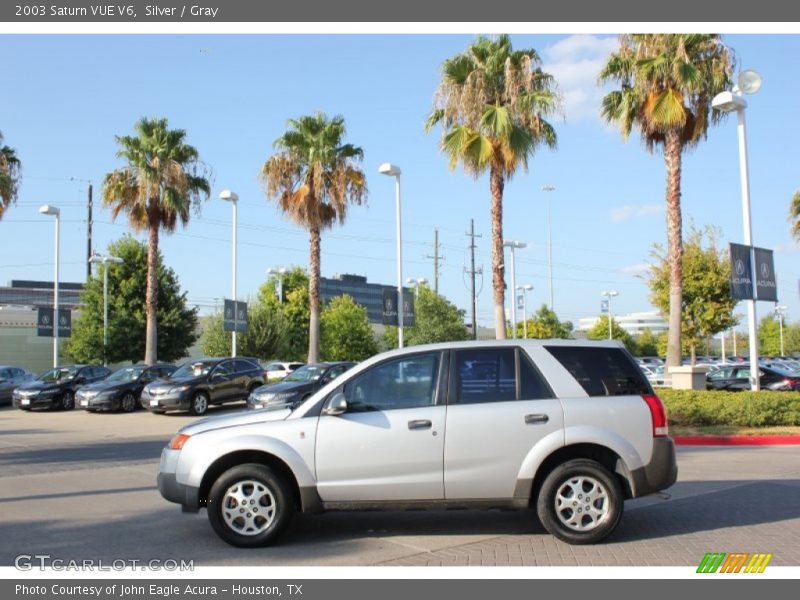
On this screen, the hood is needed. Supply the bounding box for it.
[18,380,63,392]
[178,407,292,436]
[81,379,131,393]
[254,379,314,395]
[149,375,204,390]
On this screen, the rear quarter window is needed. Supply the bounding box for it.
[545,346,652,397]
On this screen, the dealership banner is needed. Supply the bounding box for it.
[382,289,415,327]
[729,243,754,301]
[753,247,778,302]
[222,299,248,333]
[36,308,71,338]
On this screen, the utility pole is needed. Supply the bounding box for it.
[465,219,482,340]
[86,184,93,281]
[425,228,443,294]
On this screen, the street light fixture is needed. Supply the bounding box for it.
[220,190,239,357]
[39,204,60,367]
[775,305,788,356]
[379,162,404,349]
[601,290,619,340]
[516,284,534,338]
[267,266,288,303]
[89,253,124,365]
[541,185,556,310]
[406,277,428,297]
[503,240,527,339]
[712,69,762,390]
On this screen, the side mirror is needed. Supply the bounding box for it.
[74,376,86,384]
[322,392,348,416]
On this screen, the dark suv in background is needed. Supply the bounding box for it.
[13,365,111,411]
[247,362,355,410]
[141,357,265,415]
[77,364,177,413]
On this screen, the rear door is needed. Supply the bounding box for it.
[443,347,563,500]
[209,361,236,402]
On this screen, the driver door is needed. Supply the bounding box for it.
[315,351,447,502]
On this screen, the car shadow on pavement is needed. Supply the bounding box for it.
[612,478,800,543]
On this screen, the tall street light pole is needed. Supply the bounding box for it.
[89,253,124,365]
[503,241,526,339]
[601,290,619,340]
[267,267,288,303]
[39,205,60,367]
[220,190,239,357]
[775,305,788,356]
[712,69,763,391]
[379,163,404,348]
[406,277,428,298]
[517,284,533,339]
[542,185,556,310]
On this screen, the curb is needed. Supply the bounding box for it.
[673,435,800,446]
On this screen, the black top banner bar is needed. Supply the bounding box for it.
[3,0,800,22]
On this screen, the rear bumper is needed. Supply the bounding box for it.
[629,437,678,497]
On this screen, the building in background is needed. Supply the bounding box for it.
[320,273,409,324]
[577,310,668,337]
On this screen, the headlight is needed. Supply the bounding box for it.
[37,389,57,398]
[169,385,192,394]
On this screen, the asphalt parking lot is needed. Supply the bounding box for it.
[1,404,799,567]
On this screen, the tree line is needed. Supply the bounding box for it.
[3,34,799,365]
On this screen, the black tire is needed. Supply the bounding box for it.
[190,391,209,416]
[60,391,74,411]
[120,392,137,413]
[536,458,623,545]
[207,463,294,548]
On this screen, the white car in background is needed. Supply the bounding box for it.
[262,361,305,382]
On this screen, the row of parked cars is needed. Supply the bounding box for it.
[633,355,800,391]
[0,359,356,416]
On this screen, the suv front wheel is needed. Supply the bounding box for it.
[536,459,623,545]
[207,463,294,547]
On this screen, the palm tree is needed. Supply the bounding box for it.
[260,113,367,363]
[600,34,733,369]
[0,131,21,220]
[426,35,560,339]
[102,117,210,364]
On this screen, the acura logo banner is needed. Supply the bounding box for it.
[754,247,778,302]
[729,243,753,300]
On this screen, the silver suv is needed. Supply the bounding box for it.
[157,340,677,546]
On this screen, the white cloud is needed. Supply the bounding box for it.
[619,264,652,277]
[542,35,618,122]
[609,204,664,223]
[774,241,800,255]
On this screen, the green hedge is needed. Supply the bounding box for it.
[658,389,800,428]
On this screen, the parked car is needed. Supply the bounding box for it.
[0,366,35,406]
[12,365,111,411]
[636,356,664,367]
[141,357,265,416]
[77,364,176,413]
[248,362,354,410]
[262,361,305,382]
[706,363,800,391]
[158,340,677,547]
[640,365,666,387]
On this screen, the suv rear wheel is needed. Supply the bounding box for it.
[536,458,623,545]
[207,463,294,547]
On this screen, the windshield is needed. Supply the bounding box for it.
[172,360,218,379]
[40,366,80,382]
[285,365,325,382]
[107,367,145,382]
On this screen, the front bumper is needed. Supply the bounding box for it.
[141,390,190,412]
[77,394,119,410]
[13,395,59,409]
[629,437,678,497]
[158,447,200,512]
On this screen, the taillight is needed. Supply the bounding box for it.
[642,394,668,438]
[783,378,798,387]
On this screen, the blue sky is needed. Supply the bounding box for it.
[1,33,799,332]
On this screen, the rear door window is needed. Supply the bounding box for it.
[545,346,652,396]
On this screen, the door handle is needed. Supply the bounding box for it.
[408,419,432,430]
[525,414,549,425]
